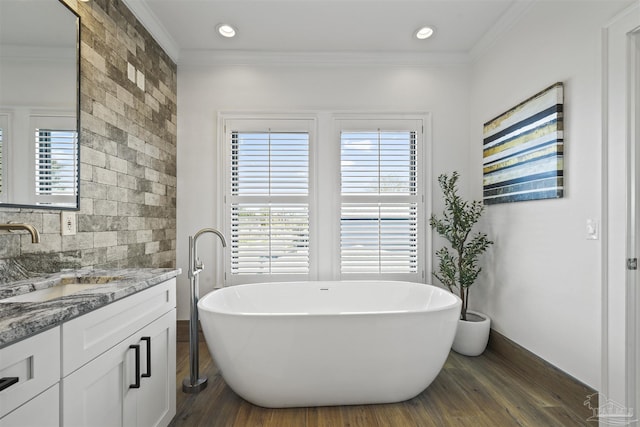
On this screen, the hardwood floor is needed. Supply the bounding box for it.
[169,339,594,426]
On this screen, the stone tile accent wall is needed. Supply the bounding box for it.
[0,0,177,274]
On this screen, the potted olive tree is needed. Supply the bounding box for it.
[429,172,493,356]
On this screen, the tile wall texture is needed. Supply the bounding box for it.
[0,0,177,276]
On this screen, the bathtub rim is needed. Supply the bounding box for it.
[198,280,462,317]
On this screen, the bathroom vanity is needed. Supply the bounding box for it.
[0,268,179,427]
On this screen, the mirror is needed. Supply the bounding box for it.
[0,0,80,209]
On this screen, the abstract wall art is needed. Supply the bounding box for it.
[482,82,564,205]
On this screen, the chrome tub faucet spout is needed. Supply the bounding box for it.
[189,228,227,279]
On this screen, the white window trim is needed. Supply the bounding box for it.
[217,111,432,286]
[219,113,318,285]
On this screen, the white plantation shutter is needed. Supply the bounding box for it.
[231,131,308,196]
[340,127,421,275]
[32,116,78,207]
[231,204,309,274]
[341,130,417,195]
[229,128,310,277]
[35,129,78,197]
[341,203,418,273]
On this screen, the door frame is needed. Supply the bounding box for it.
[602,3,640,425]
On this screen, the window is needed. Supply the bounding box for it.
[35,129,78,198]
[0,113,77,207]
[225,119,313,283]
[338,123,422,277]
[32,116,78,207]
[222,114,426,285]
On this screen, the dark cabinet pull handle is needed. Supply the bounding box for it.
[0,377,18,392]
[129,344,141,389]
[141,336,151,378]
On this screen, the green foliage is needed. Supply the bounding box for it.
[429,172,493,320]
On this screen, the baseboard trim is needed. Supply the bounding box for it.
[487,329,596,420]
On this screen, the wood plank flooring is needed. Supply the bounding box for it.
[169,340,594,426]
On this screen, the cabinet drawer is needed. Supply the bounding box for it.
[0,384,59,427]
[0,327,60,418]
[62,279,175,376]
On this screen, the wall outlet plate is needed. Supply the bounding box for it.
[61,211,76,236]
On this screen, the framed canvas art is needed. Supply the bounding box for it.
[482,82,564,205]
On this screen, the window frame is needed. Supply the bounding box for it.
[218,112,431,286]
[0,110,78,208]
[221,115,318,285]
[31,115,79,207]
[334,116,427,282]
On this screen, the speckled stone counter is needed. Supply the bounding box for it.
[0,268,180,348]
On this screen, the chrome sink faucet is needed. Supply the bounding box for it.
[0,223,40,243]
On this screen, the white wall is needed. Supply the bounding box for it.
[469,0,633,389]
[176,61,471,318]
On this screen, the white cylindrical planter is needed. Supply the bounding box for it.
[451,310,491,356]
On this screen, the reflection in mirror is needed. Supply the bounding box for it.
[0,0,80,209]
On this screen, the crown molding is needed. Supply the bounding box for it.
[178,50,470,67]
[469,0,536,61]
[121,0,180,63]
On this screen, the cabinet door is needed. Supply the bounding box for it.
[63,309,176,427]
[0,385,59,427]
[62,332,138,427]
[128,310,176,427]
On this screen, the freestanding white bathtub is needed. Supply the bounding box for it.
[197,281,461,408]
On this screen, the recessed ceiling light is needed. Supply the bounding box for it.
[217,24,237,38]
[415,26,434,40]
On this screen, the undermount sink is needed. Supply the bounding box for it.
[1,276,122,303]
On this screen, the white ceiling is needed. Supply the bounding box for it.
[123,0,534,64]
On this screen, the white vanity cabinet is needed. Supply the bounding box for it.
[61,278,176,427]
[0,327,61,426]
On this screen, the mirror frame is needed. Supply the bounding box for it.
[0,0,81,211]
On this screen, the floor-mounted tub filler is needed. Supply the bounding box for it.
[183,228,226,393]
[198,281,461,408]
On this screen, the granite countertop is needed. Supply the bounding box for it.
[0,267,181,348]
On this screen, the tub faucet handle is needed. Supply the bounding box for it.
[194,259,204,273]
